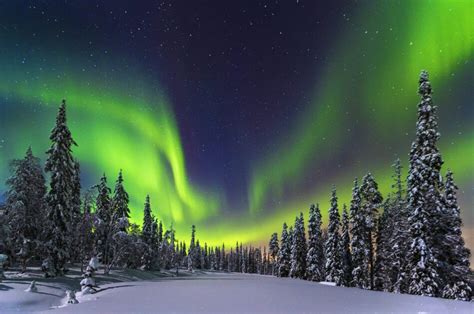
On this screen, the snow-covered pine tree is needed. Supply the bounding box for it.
[187,225,196,271]
[195,240,202,269]
[388,158,409,293]
[406,71,443,297]
[241,246,247,273]
[325,187,341,283]
[141,195,154,270]
[69,161,82,262]
[359,173,383,289]
[268,232,279,276]
[440,171,472,301]
[339,204,352,286]
[255,248,263,274]
[228,247,232,272]
[306,204,325,281]
[44,100,79,276]
[374,198,392,291]
[151,219,161,269]
[234,241,240,272]
[219,243,225,271]
[5,147,46,272]
[261,246,267,274]
[350,178,370,289]
[158,221,163,244]
[142,195,153,244]
[290,212,307,279]
[278,222,291,277]
[0,207,9,265]
[78,188,95,273]
[203,242,209,269]
[112,170,130,231]
[94,174,113,271]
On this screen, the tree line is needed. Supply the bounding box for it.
[0,71,471,302]
[262,71,471,302]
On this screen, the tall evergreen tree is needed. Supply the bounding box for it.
[268,232,279,276]
[350,178,370,289]
[44,100,78,276]
[290,213,307,279]
[374,199,392,291]
[142,195,153,244]
[406,71,443,297]
[141,195,155,269]
[78,188,95,272]
[188,225,196,271]
[5,147,46,272]
[325,187,341,283]
[112,170,130,223]
[70,161,82,262]
[440,171,472,301]
[306,204,324,281]
[278,222,291,277]
[158,221,163,243]
[359,173,383,289]
[95,174,113,271]
[388,158,409,293]
[338,204,352,286]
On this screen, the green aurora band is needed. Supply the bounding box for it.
[0,1,472,250]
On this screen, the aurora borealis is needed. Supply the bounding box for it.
[0,0,472,255]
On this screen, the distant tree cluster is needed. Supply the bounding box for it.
[263,71,471,301]
[0,72,471,302]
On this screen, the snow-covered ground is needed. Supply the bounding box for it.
[1,269,472,313]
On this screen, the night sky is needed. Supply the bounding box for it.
[0,1,472,252]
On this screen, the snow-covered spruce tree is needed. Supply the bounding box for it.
[228,248,234,272]
[141,195,153,243]
[5,147,46,272]
[112,170,130,232]
[268,232,279,276]
[209,248,216,270]
[263,247,269,275]
[241,246,247,273]
[152,219,163,269]
[233,242,239,272]
[158,221,163,244]
[441,171,471,301]
[141,195,154,270]
[278,222,291,277]
[306,204,325,282]
[78,188,95,273]
[325,187,341,283]
[374,198,392,291]
[219,243,225,271]
[203,243,209,269]
[388,158,410,293]
[69,161,82,263]
[163,227,176,270]
[94,174,113,273]
[290,213,307,279]
[196,240,203,269]
[255,248,263,274]
[0,206,9,265]
[187,225,196,271]
[406,71,443,297]
[44,100,79,276]
[339,204,352,287]
[350,178,369,289]
[359,173,383,290]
